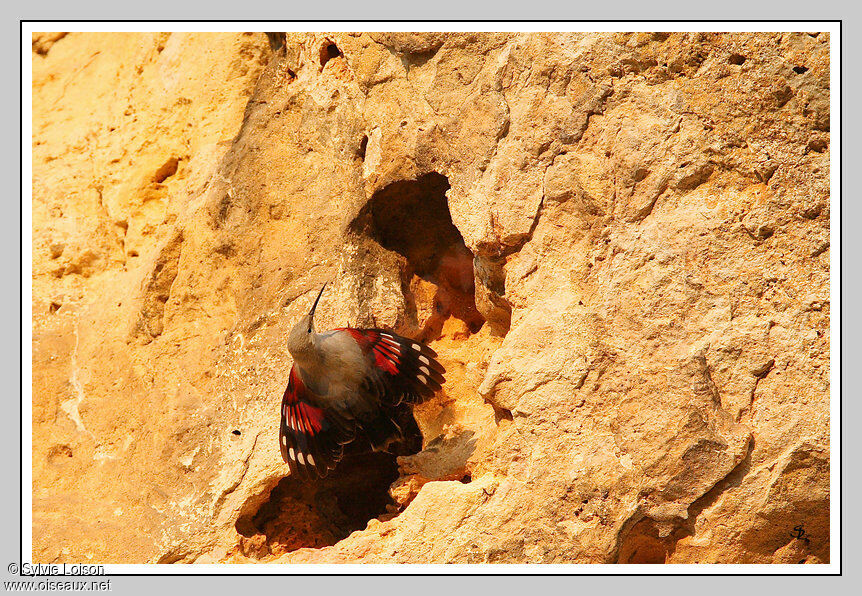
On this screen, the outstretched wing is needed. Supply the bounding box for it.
[338,328,446,406]
[279,365,344,478]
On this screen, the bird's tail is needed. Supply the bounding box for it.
[361,404,423,455]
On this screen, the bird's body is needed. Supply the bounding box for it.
[279,285,445,478]
[290,330,367,400]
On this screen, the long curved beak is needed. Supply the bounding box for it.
[309,283,327,318]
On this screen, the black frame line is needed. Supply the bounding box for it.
[19,18,842,577]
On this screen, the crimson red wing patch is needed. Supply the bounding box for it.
[278,331,446,480]
[285,400,324,435]
[336,328,446,406]
[278,365,343,478]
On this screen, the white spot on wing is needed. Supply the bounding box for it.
[412,343,422,351]
[296,451,305,465]
[307,454,316,466]
[288,447,296,460]
[419,355,429,365]
[418,374,428,385]
[420,365,430,375]
[281,435,287,446]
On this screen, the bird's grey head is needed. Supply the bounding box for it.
[287,284,326,359]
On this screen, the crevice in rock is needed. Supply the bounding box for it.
[676,163,715,192]
[233,440,416,559]
[615,436,756,563]
[472,186,548,334]
[232,173,491,560]
[134,231,183,342]
[369,33,445,71]
[739,360,774,422]
[349,172,485,342]
[156,549,191,564]
[232,416,479,560]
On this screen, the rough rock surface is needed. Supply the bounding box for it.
[31,31,830,564]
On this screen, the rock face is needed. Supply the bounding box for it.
[31,31,830,564]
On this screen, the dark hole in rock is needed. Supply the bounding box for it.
[350,172,485,341]
[47,444,73,464]
[617,518,676,564]
[793,65,809,74]
[491,404,514,424]
[803,204,824,219]
[728,53,746,65]
[400,49,438,69]
[49,243,65,259]
[265,32,286,52]
[634,167,650,183]
[460,473,472,484]
[232,430,241,436]
[473,253,512,336]
[235,438,417,558]
[320,42,342,68]
[358,135,368,160]
[216,194,231,224]
[153,157,179,183]
[49,302,61,314]
[807,138,827,153]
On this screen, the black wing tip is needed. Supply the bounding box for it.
[283,439,344,480]
[286,453,335,479]
[371,328,440,357]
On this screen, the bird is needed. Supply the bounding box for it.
[278,283,446,478]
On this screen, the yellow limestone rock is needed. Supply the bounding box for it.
[32,31,830,564]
